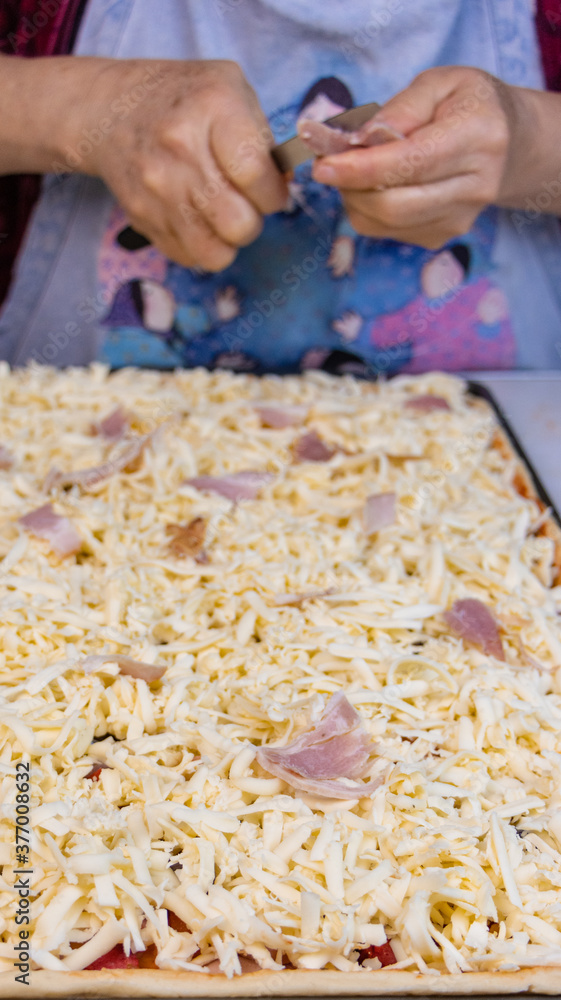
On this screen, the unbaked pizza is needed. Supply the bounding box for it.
[1,364,561,997]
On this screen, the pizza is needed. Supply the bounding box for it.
[1,364,561,997]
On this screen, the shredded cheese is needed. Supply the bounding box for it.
[0,364,560,978]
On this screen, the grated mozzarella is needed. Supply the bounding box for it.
[0,365,560,977]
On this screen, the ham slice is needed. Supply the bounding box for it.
[298,119,358,157]
[257,692,383,799]
[0,445,14,470]
[298,116,402,157]
[444,598,505,661]
[91,405,129,440]
[292,431,336,463]
[404,395,451,413]
[184,471,274,502]
[166,517,206,558]
[82,654,166,683]
[203,956,262,975]
[254,404,308,429]
[87,946,139,971]
[364,492,396,533]
[44,433,153,492]
[19,503,81,557]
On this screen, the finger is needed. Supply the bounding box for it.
[211,108,287,215]
[172,198,239,271]
[131,155,244,268]
[203,187,264,247]
[341,174,479,235]
[189,152,264,247]
[130,195,238,273]
[344,205,463,249]
[147,223,237,273]
[365,66,461,137]
[313,116,483,191]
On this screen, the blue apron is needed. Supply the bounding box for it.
[1,0,560,372]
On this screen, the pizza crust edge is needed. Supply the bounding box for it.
[489,423,561,585]
[2,966,561,998]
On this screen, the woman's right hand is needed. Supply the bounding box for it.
[0,53,285,272]
[72,58,287,271]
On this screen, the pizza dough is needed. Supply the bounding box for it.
[0,366,560,997]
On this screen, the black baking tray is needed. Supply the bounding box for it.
[467,379,561,528]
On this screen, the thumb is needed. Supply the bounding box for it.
[370,67,458,137]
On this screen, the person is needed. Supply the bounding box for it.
[1,0,561,372]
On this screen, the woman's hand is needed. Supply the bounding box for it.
[79,58,287,271]
[312,66,558,249]
[0,55,287,271]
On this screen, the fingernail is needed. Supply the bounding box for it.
[314,163,336,183]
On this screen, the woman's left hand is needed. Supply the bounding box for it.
[312,66,524,249]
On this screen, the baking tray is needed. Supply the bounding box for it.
[4,374,561,1000]
[467,379,561,527]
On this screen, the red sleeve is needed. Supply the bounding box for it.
[536,0,561,92]
[0,2,17,51]
[0,0,87,56]
[0,0,88,307]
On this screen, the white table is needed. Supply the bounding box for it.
[471,371,561,515]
